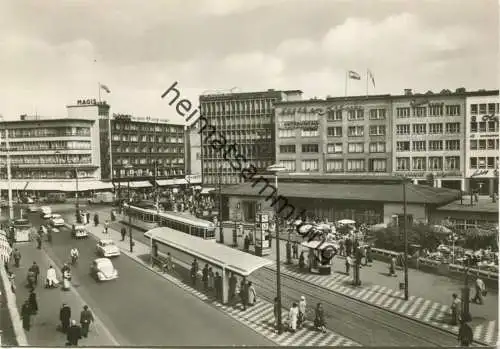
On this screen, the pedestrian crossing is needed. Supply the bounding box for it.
[145,264,360,346]
[266,264,498,346]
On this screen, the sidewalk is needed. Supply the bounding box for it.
[79,222,360,347]
[6,242,118,346]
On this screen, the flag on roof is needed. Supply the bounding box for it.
[100,84,111,93]
[348,70,361,80]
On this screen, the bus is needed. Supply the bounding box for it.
[119,204,216,240]
[12,218,33,242]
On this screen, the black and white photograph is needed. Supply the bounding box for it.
[0,0,498,347]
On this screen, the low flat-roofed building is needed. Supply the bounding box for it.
[219,174,460,226]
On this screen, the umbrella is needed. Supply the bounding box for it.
[431,225,452,234]
[337,219,355,225]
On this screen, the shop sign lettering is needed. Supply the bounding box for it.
[278,104,363,116]
[401,171,462,178]
[409,99,429,107]
[279,120,319,130]
[471,169,499,177]
[77,99,97,105]
[113,113,132,121]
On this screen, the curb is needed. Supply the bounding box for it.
[0,265,28,346]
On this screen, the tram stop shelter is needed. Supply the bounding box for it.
[144,227,273,304]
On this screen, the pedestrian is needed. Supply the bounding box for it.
[288,302,299,332]
[214,272,222,301]
[80,305,94,338]
[120,227,126,241]
[26,269,36,290]
[366,245,373,265]
[239,279,248,310]
[45,265,59,288]
[471,275,486,305]
[273,297,280,330]
[29,261,40,284]
[36,232,42,249]
[94,213,99,226]
[450,293,462,326]
[28,290,38,315]
[345,255,352,275]
[190,259,198,286]
[207,267,214,291]
[389,256,396,276]
[243,235,250,252]
[314,303,326,333]
[202,264,209,291]
[66,319,82,346]
[104,220,109,234]
[86,212,90,225]
[247,281,257,306]
[12,248,21,267]
[229,273,237,302]
[345,237,352,256]
[60,303,71,333]
[21,300,31,331]
[457,319,473,347]
[299,251,305,269]
[298,295,307,328]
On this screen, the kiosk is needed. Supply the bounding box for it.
[254,213,271,256]
[301,240,339,275]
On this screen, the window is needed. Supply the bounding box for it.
[348,109,364,120]
[279,145,296,153]
[445,123,460,133]
[487,139,497,149]
[369,142,385,153]
[348,126,364,137]
[412,157,426,170]
[429,157,443,170]
[368,159,386,172]
[445,156,460,170]
[327,127,342,137]
[412,141,426,151]
[396,157,410,170]
[414,107,427,117]
[488,103,496,114]
[470,140,477,150]
[278,129,295,138]
[429,104,444,116]
[369,109,386,120]
[446,105,461,116]
[479,104,487,114]
[429,140,443,151]
[429,123,443,134]
[301,129,319,137]
[470,157,477,169]
[412,124,426,134]
[396,107,410,118]
[326,159,344,172]
[470,104,478,114]
[488,121,498,133]
[327,143,343,153]
[470,122,478,133]
[445,140,460,150]
[327,110,342,121]
[347,159,365,172]
[478,140,486,150]
[279,160,296,172]
[301,144,319,153]
[478,122,487,132]
[348,143,364,153]
[396,141,410,151]
[369,125,386,135]
[396,124,410,135]
[301,159,319,172]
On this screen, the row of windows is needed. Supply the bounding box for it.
[203,159,273,171]
[4,141,91,151]
[4,170,94,180]
[451,218,498,231]
[396,105,461,118]
[113,123,182,133]
[396,140,460,151]
[279,159,387,173]
[112,134,183,143]
[470,121,498,133]
[470,103,499,115]
[470,139,499,150]
[469,157,499,169]
[113,168,184,177]
[279,142,387,154]
[7,155,92,165]
[4,127,91,138]
[116,157,184,166]
[395,123,460,135]
[113,146,184,154]
[203,116,273,129]
[201,98,275,116]
[202,144,273,159]
[395,157,460,171]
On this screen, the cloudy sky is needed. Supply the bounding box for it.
[0,0,498,125]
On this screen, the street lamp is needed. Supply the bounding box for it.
[266,163,286,334]
[401,176,409,301]
[124,164,134,252]
[218,166,223,244]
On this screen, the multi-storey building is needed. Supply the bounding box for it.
[99,113,185,186]
[465,90,499,195]
[392,89,466,190]
[199,89,302,185]
[275,95,393,174]
[185,122,201,179]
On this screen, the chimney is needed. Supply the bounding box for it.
[404,89,413,96]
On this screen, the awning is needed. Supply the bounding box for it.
[174,179,188,185]
[26,181,76,192]
[78,181,114,191]
[0,181,28,190]
[185,174,202,184]
[156,179,176,186]
[201,187,215,194]
[115,181,152,188]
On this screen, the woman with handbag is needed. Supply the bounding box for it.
[247,281,257,306]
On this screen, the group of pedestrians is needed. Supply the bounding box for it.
[59,304,95,346]
[282,296,326,333]
[228,272,257,310]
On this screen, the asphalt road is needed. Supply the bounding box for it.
[21,206,274,347]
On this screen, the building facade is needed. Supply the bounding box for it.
[199,89,302,185]
[464,91,499,195]
[392,89,466,190]
[99,113,185,184]
[275,95,393,174]
[185,122,202,179]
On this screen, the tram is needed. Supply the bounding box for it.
[12,218,33,242]
[120,204,216,240]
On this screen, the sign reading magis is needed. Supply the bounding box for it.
[76,99,97,105]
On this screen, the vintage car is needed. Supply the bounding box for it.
[49,214,65,227]
[90,258,118,282]
[27,205,38,213]
[39,206,52,219]
[96,239,120,257]
[72,225,89,239]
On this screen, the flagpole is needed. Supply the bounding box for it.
[366,69,369,96]
[345,71,348,97]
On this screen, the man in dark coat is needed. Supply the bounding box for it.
[80,305,94,338]
[190,259,199,286]
[229,273,237,302]
[202,264,209,291]
[214,272,222,301]
[29,262,40,284]
[28,290,38,315]
[120,227,127,241]
[66,320,82,346]
[21,300,31,331]
[12,249,21,267]
[60,303,71,333]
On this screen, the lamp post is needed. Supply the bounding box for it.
[218,166,223,244]
[402,176,409,301]
[267,164,286,334]
[124,164,134,252]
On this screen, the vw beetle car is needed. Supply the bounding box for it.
[90,258,118,282]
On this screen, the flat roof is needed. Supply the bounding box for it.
[0,118,94,125]
[199,89,301,101]
[437,197,499,213]
[145,227,272,276]
[220,181,460,205]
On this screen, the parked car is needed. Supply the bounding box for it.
[27,205,38,213]
[96,239,120,257]
[72,225,89,239]
[49,214,65,227]
[39,206,52,219]
[90,258,118,281]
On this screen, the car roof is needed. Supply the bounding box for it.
[52,214,61,217]
[94,258,113,265]
[99,239,115,244]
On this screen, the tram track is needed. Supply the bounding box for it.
[249,266,476,347]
